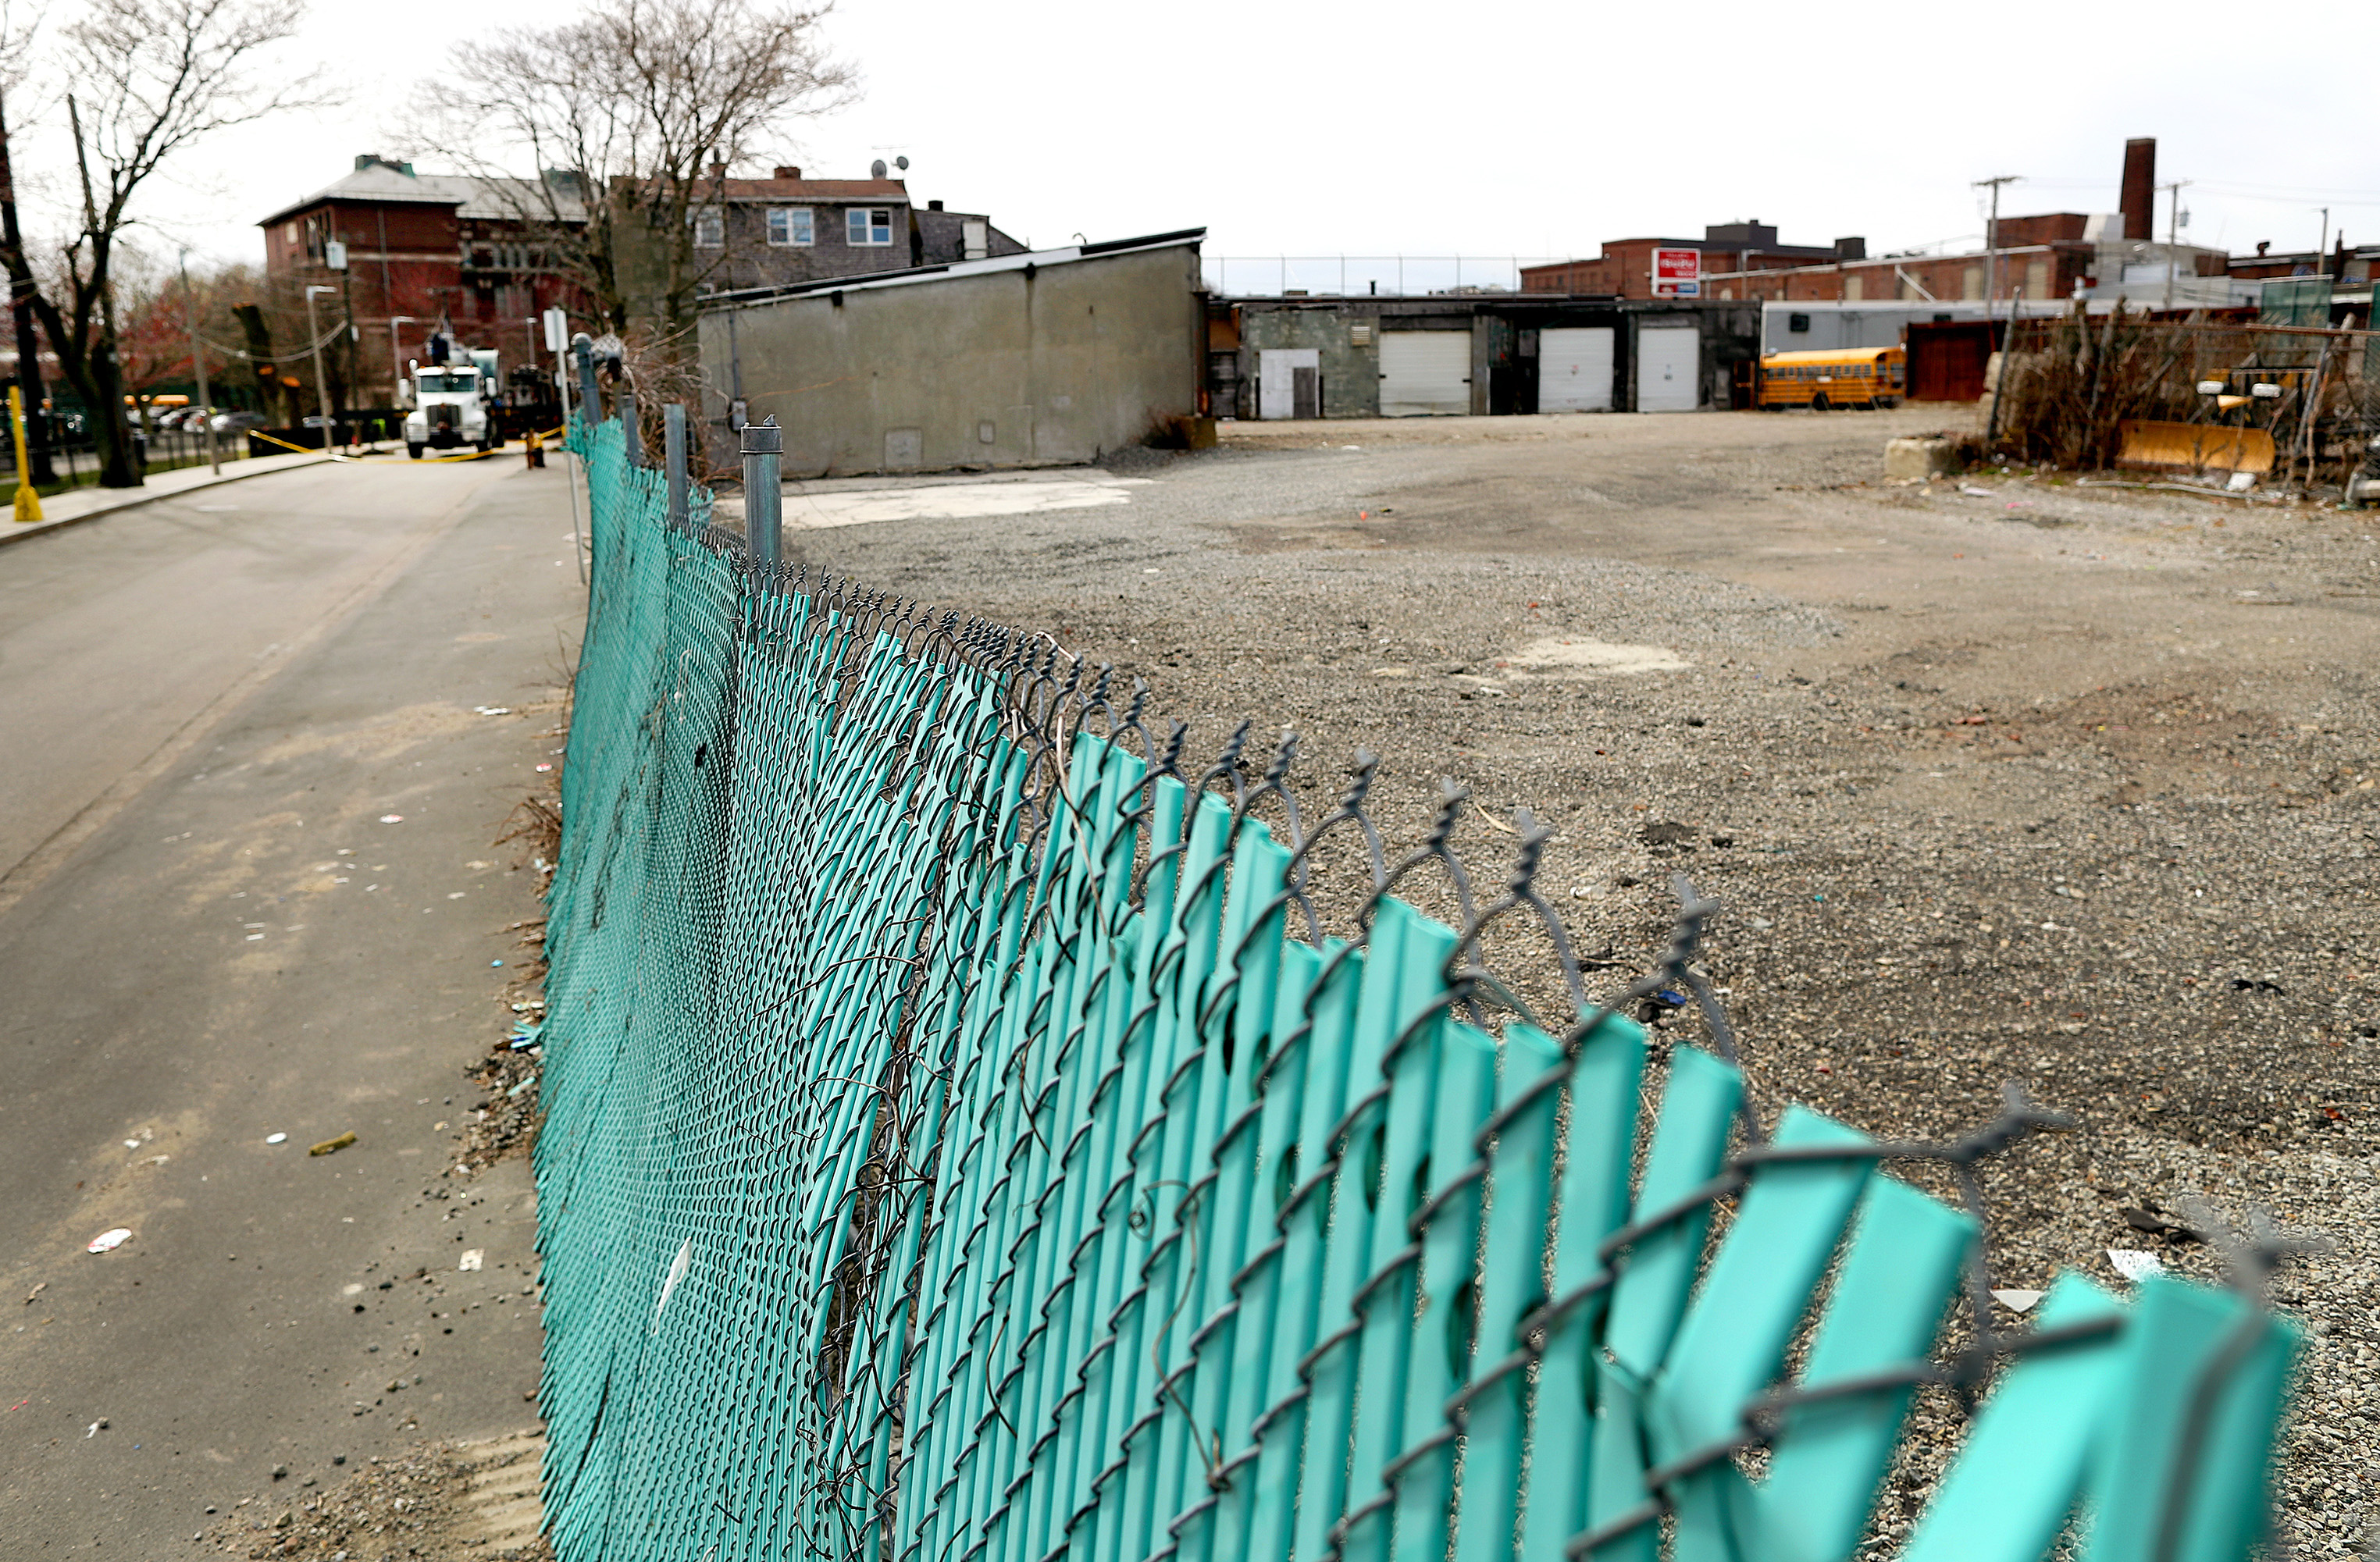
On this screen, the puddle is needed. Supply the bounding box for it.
[1503,637,1689,674]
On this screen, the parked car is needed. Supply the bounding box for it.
[211,411,267,435]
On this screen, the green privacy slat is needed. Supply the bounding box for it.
[1650,1106,1876,1449]
[1338,909,1463,1559]
[1900,1275,2129,1562]
[1377,1020,1498,1562]
[1582,1044,1743,1562]
[1517,1013,1650,1562]
[530,418,2302,1562]
[1450,1020,1566,1562]
[1289,902,1414,1562]
[1293,898,1452,1562]
[1751,1174,1975,1562]
[1648,1108,1875,1562]
[2079,1276,2303,1562]
[1602,1044,1746,1379]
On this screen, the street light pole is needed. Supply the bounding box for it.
[304,285,337,447]
[387,315,417,412]
[179,249,219,474]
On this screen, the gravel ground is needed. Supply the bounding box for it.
[767,407,2380,1557]
[195,1436,550,1560]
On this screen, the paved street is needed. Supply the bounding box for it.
[0,458,585,1553]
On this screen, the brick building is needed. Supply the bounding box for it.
[1521,222,1865,297]
[259,156,588,407]
[1520,137,2241,311]
[690,166,1026,294]
[259,155,1027,407]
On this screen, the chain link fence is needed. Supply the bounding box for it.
[531,410,2311,1562]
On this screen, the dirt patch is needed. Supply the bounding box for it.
[196,1433,550,1560]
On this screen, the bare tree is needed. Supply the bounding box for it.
[0,0,316,487]
[414,0,853,372]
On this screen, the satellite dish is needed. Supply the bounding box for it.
[870,158,887,179]
[895,155,909,171]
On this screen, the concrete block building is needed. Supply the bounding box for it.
[1222,297,1760,418]
[699,230,1206,475]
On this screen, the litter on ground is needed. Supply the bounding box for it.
[458,1250,484,1272]
[309,1131,358,1157]
[2107,1247,2164,1282]
[87,1228,132,1254]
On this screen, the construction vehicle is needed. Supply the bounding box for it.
[401,349,503,458]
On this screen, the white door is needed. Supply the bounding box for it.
[1258,349,1320,420]
[1635,325,1700,411]
[1538,327,1614,412]
[1378,331,1470,416]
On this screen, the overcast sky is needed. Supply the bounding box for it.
[46,0,2380,279]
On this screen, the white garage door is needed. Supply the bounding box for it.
[1379,330,1471,416]
[1258,349,1320,421]
[1636,325,1701,412]
[1538,327,1614,412]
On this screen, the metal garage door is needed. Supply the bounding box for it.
[1379,330,1471,416]
[1636,325,1700,411]
[1538,327,1614,412]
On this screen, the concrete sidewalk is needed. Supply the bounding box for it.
[0,450,337,550]
[0,460,583,1553]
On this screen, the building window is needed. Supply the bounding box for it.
[847,207,892,246]
[768,208,814,247]
[1787,312,1810,333]
[692,207,724,247]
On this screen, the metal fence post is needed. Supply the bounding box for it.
[741,415,782,567]
[571,333,600,425]
[664,402,689,535]
[618,393,641,467]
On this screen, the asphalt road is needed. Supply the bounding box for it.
[0,457,585,1553]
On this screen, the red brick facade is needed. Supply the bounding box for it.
[260,161,585,407]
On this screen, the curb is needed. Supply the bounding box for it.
[0,454,339,551]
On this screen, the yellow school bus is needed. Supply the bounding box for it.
[1758,347,1905,410]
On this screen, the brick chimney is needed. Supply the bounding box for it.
[2121,137,2155,242]
[774,165,801,180]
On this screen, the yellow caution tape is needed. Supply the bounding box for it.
[248,429,358,463]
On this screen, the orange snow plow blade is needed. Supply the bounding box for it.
[2116,419,2275,475]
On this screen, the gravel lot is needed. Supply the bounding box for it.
[766,405,2378,1557]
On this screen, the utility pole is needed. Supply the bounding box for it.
[2161,180,2191,311]
[179,251,219,475]
[0,90,52,485]
[304,285,337,446]
[1973,175,2021,327]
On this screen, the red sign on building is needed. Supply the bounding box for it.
[1653,248,1701,297]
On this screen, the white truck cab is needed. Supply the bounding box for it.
[404,361,493,458]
